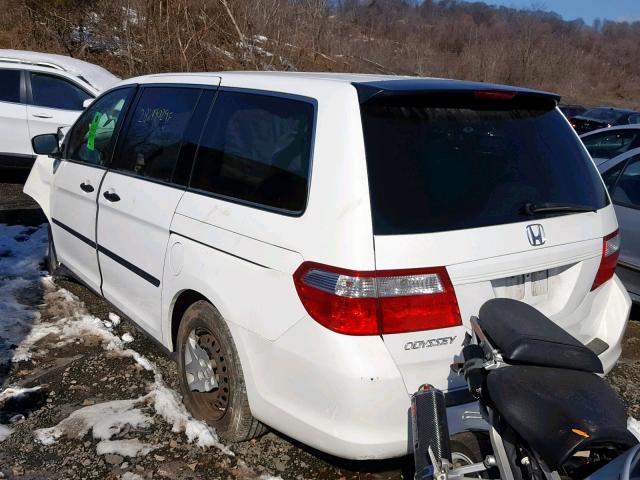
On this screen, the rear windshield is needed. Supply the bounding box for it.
[581,108,626,123]
[361,94,609,235]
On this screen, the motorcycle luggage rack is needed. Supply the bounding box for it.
[469,316,504,368]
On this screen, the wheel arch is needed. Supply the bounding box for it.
[169,289,209,352]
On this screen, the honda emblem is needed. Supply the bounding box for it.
[526,224,546,246]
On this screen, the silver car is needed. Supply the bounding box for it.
[582,125,640,166]
[598,147,640,302]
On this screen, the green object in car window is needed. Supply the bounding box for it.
[87,111,102,151]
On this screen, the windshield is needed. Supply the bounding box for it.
[361,95,609,235]
[581,108,626,123]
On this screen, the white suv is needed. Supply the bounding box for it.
[24,72,631,460]
[0,49,119,169]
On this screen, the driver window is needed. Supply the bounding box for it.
[66,87,133,166]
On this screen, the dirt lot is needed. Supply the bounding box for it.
[0,172,639,480]
[0,170,37,211]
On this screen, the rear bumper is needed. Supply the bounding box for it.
[594,275,631,374]
[230,317,486,460]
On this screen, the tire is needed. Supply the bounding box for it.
[176,300,267,442]
[450,431,493,478]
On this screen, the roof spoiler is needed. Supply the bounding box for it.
[354,81,560,107]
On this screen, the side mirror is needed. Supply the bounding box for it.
[83,98,94,109]
[32,133,61,158]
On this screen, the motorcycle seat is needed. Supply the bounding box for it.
[485,365,637,471]
[478,298,603,373]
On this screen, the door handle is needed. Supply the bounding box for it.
[103,191,120,202]
[32,113,53,119]
[80,182,94,193]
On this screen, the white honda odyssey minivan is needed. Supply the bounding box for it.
[24,72,631,460]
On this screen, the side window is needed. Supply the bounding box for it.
[628,114,640,125]
[30,72,92,110]
[111,87,201,183]
[190,91,314,212]
[0,69,21,103]
[602,160,627,191]
[66,87,133,166]
[582,130,640,160]
[611,155,640,207]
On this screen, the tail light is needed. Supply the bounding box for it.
[591,230,620,291]
[293,262,462,336]
[474,90,517,101]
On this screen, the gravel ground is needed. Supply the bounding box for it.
[0,170,37,210]
[1,174,639,480]
[0,274,412,480]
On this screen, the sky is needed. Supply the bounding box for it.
[468,0,640,24]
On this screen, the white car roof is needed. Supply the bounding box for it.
[580,124,640,138]
[118,71,558,103]
[0,49,120,92]
[122,71,414,86]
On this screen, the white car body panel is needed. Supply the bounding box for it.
[26,104,84,142]
[97,172,184,340]
[23,71,632,460]
[0,98,30,158]
[50,160,106,291]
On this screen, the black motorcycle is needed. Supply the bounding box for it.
[411,298,638,480]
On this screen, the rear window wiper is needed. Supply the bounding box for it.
[523,202,596,215]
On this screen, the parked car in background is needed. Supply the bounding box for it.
[25,73,631,460]
[598,148,640,303]
[558,103,586,119]
[0,49,119,169]
[570,106,640,134]
[581,125,640,165]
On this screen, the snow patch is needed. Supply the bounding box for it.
[0,386,41,404]
[0,224,48,364]
[628,417,640,441]
[121,473,145,480]
[121,332,134,343]
[35,398,153,445]
[36,385,229,454]
[121,473,144,480]
[109,312,121,326]
[96,438,157,457]
[0,224,48,277]
[0,424,13,442]
[150,384,231,453]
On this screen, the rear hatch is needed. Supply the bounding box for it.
[357,86,615,394]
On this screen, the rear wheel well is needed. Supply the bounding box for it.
[171,290,208,351]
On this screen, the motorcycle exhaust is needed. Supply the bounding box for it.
[411,384,451,480]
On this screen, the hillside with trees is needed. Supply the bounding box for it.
[1,0,639,108]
